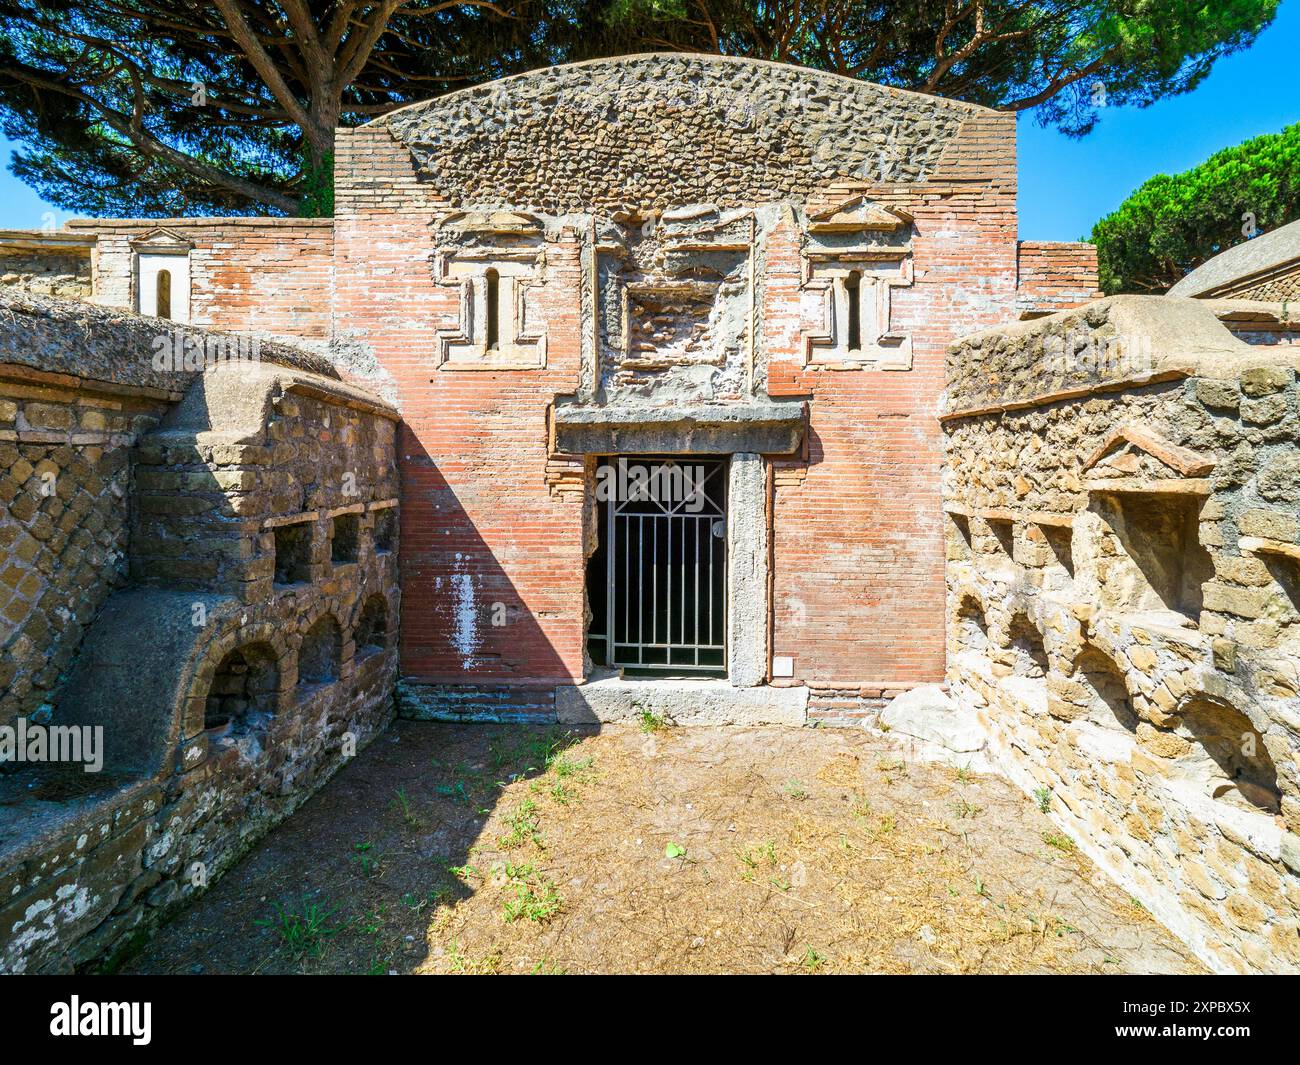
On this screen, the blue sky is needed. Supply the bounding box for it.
[2,4,1299,239]
[1018,1,1299,239]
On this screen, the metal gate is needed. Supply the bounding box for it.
[605,457,727,673]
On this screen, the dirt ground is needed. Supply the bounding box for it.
[124,720,1204,975]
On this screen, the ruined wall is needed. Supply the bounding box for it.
[0,236,93,299]
[0,292,334,729]
[1201,260,1300,302]
[64,218,334,341]
[338,54,1021,714]
[943,296,1300,973]
[385,54,981,215]
[0,295,400,972]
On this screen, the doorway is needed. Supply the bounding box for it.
[587,456,728,675]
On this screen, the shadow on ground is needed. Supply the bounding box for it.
[124,720,1205,975]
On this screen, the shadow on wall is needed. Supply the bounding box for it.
[1175,696,1281,813]
[395,425,577,700]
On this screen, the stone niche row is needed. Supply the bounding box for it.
[268,503,397,587]
[199,592,392,752]
[949,573,1284,820]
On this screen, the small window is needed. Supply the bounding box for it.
[485,269,501,350]
[156,270,172,320]
[331,513,360,565]
[844,270,861,351]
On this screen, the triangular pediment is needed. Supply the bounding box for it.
[808,195,913,234]
[1083,425,1215,480]
[129,227,193,251]
[440,210,542,236]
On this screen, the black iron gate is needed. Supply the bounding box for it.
[604,457,727,673]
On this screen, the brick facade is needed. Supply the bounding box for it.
[1015,240,1103,317]
[65,217,334,341]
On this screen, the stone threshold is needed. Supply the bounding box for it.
[555,675,808,726]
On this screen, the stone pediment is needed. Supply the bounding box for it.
[1082,425,1215,494]
[128,227,193,252]
[438,210,543,237]
[658,204,754,251]
[807,195,913,234]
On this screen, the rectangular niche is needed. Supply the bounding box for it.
[331,512,360,565]
[273,522,313,585]
[1096,490,1213,620]
[984,517,1016,560]
[945,509,973,561]
[373,507,397,553]
[1034,516,1075,578]
[623,283,725,370]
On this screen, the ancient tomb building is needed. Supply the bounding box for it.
[943,295,1300,974]
[0,57,1102,727]
[331,53,1037,723]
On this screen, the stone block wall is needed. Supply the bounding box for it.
[0,293,400,973]
[0,362,168,727]
[0,234,93,299]
[943,295,1300,972]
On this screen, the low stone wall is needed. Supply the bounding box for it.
[0,295,401,973]
[943,295,1300,973]
[0,240,92,300]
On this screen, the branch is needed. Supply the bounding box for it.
[13,67,298,212]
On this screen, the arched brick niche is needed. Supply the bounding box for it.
[202,642,279,739]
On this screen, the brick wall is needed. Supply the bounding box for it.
[336,61,1020,702]
[65,218,333,341]
[769,123,1020,689]
[1016,240,1101,317]
[334,126,587,691]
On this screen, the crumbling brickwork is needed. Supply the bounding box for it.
[943,295,1300,973]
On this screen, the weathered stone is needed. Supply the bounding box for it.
[879,685,986,753]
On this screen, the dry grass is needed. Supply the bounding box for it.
[126,721,1204,975]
